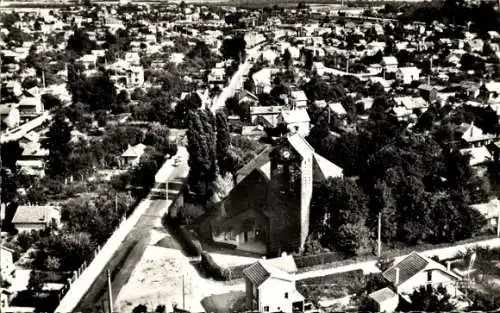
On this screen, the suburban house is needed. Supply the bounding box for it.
[17,96,44,117]
[201,133,343,256]
[470,198,500,236]
[289,90,308,109]
[278,109,311,137]
[396,67,421,85]
[16,142,49,178]
[458,122,495,148]
[243,255,305,313]
[108,62,145,88]
[120,143,146,167]
[250,105,284,127]
[381,56,398,73]
[124,52,141,65]
[418,84,438,102]
[208,67,225,85]
[370,251,463,311]
[12,205,61,233]
[327,102,347,117]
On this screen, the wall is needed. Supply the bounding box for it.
[53,199,152,313]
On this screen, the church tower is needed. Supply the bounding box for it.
[267,134,314,256]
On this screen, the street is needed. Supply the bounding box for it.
[74,148,189,313]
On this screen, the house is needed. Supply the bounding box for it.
[202,133,343,256]
[418,84,438,102]
[237,90,259,106]
[1,246,14,278]
[369,77,392,92]
[0,105,20,129]
[470,198,500,236]
[382,251,462,298]
[381,56,398,73]
[208,67,225,84]
[243,255,305,312]
[290,90,308,109]
[327,102,347,117]
[459,146,492,166]
[394,96,428,113]
[120,143,146,167]
[79,54,98,69]
[396,67,421,85]
[480,81,500,104]
[278,109,310,137]
[12,205,61,233]
[387,106,412,121]
[459,122,495,148]
[250,106,284,127]
[17,97,44,117]
[242,125,266,139]
[124,52,141,66]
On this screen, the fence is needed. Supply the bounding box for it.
[54,199,152,313]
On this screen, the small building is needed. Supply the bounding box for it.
[327,102,347,117]
[418,84,438,102]
[460,146,492,167]
[17,97,44,117]
[396,67,421,85]
[0,105,20,129]
[12,205,61,233]
[290,90,308,109]
[79,54,98,69]
[120,143,146,167]
[381,56,398,73]
[368,287,398,313]
[278,108,310,137]
[459,122,495,148]
[250,106,284,127]
[470,198,500,236]
[243,256,305,313]
[208,67,225,84]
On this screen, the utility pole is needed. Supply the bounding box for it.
[165,179,168,202]
[107,269,113,313]
[182,274,185,310]
[42,70,46,88]
[377,211,382,258]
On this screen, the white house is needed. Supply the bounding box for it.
[381,56,398,73]
[470,198,500,236]
[383,251,462,297]
[368,287,398,313]
[278,108,310,137]
[290,90,308,109]
[12,205,61,233]
[208,67,225,84]
[396,67,421,85]
[120,143,146,167]
[244,256,305,313]
[79,54,98,69]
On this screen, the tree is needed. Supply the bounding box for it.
[28,270,46,292]
[244,78,255,93]
[283,49,292,69]
[40,232,96,271]
[66,28,96,56]
[43,112,72,178]
[303,49,314,71]
[216,112,231,174]
[220,36,246,62]
[1,141,23,171]
[400,285,456,312]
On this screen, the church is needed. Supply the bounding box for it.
[200,132,343,257]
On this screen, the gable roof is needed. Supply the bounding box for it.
[460,146,492,166]
[243,258,295,287]
[121,143,146,158]
[12,205,59,225]
[280,108,310,124]
[290,90,308,102]
[313,153,343,181]
[235,146,273,185]
[369,287,398,303]
[328,102,347,116]
[383,251,429,286]
[382,56,398,65]
[287,132,314,159]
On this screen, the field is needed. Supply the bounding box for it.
[114,244,251,313]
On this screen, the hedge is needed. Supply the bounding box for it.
[163,215,202,257]
[294,251,343,269]
[200,251,252,281]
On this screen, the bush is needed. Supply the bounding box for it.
[294,251,343,269]
[200,251,227,280]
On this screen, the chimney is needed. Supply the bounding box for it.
[446,260,452,272]
[395,267,400,285]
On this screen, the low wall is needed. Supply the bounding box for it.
[53,199,152,313]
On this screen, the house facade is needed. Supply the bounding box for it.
[396,67,421,85]
[12,205,61,233]
[120,143,146,167]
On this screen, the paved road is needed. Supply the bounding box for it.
[295,237,500,281]
[210,44,264,113]
[74,149,189,313]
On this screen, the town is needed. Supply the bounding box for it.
[1,0,500,313]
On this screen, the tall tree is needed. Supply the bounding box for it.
[43,112,72,178]
[216,112,231,174]
[283,48,292,69]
